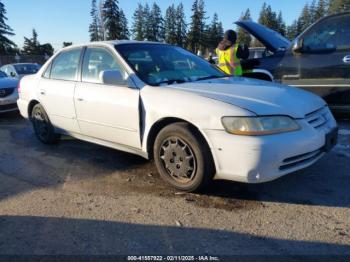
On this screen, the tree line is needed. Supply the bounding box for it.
[89,0,223,53]
[91,0,350,52]
[0,0,349,56]
[238,0,350,46]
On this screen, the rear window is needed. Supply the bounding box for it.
[50,49,82,81]
[14,64,40,75]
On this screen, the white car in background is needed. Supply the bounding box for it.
[17,41,338,192]
[0,70,19,113]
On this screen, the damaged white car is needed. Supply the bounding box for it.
[17,41,338,192]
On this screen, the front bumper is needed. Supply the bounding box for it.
[0,90,19,113]
[205,107,338,183]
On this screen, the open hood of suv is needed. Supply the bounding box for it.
[235,20,291,53]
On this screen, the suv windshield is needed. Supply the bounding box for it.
[14,64,39,75]
[115,44,226,86]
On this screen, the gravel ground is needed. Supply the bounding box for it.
[0,112,349,256]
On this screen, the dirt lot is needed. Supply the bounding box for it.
[0,112,349,256]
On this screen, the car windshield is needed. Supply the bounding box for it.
[14,64,39,75]
[115,44,227,86]
[0,71,7,78]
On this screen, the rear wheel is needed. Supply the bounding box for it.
[154,123,214,192]
[31,104,60,144]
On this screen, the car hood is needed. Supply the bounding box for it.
[0,77,19,89]
[235,20,291,53]
[167,77,325,118]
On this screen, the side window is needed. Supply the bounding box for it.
[51,48,82,81]
[82,47,126,84]
[303,15,350,52]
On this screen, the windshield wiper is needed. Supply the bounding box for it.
[194,75,226,81]
[154,79,188,86]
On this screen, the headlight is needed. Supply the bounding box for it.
[221,116,300,136]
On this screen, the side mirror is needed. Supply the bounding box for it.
[10,72,16,77]
[292,38,304,53]
[99,70,126,86]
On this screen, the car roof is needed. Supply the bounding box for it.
[60,40,167,52]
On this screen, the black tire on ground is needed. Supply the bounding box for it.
[31,103,60,144]
[154,122,215,192]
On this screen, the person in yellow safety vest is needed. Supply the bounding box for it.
[216,30,248,76]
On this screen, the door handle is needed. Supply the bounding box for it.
[77,98,84,102]
[40,90,45,95]
[343,55,350,64]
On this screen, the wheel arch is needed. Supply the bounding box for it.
[27,99,40,119]
[146,117,217,173]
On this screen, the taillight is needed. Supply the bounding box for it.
[18,79,21,94]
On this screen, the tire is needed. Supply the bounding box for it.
[31,103,60,144]
[154,122,214,192]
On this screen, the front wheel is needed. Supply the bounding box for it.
[31,103,60,144]
[154,123,214,192]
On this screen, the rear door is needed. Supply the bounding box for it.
[38,48,82,133]
[74,46,141,149]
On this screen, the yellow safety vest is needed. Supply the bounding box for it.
[216,44,243,76]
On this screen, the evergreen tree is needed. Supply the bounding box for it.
[187,0,207,53]
[237,9,252,46]
[98,1,105,40]
[315,0,328,20]
[206,13,223,50]
[21,29,53,55]
[149,3,164,42]
[119,10,129,40]
[164,4,177,44]
[103,0,122,40]
[309,0,318,23]
[132,3,144,40]
[258,3,279,32]
[328,0,350,14]
[286,20,299,40]
[0,0,16,54]
[39,43,54,56]
[276,11,286,36]
[89,0,100,41]
[175,3,187,47]
[22,29,41,55]
[297,4,312,33]
[143,3,153,41]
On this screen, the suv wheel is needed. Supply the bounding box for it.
[31,104,60,144]
[154,123,214,192]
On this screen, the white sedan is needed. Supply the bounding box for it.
[17,41,338,192]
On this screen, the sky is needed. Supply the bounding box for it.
[3,0,310,50]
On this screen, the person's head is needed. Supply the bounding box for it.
[224,30,237,45]
[218,30,237,50]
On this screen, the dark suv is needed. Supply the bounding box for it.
[237,12,350,113]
